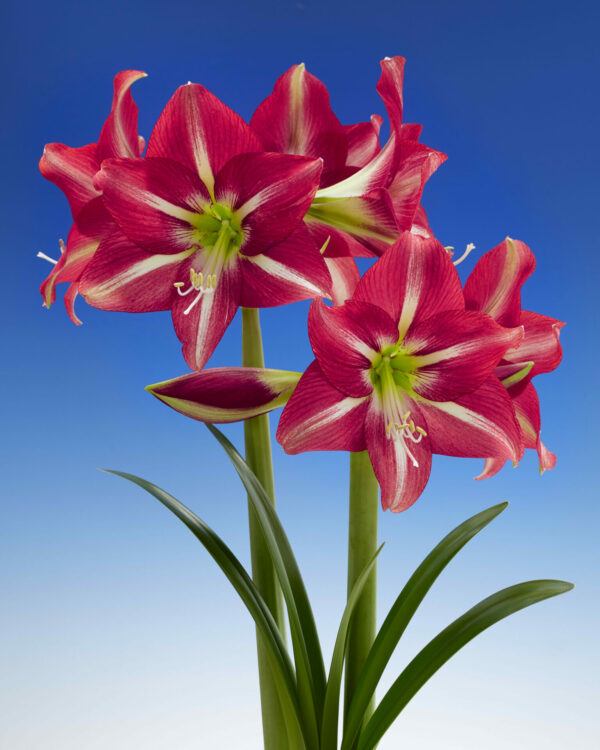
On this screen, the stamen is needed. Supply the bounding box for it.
[37,251,58,265]
[453,242,476,266]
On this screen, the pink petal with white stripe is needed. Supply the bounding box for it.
[215,152,322,254]
[239,225,331,307]
[250,64,347,179]
[41,197,114,309]
[365,399,432,512]
[474,457,506,481]
[314,130,399,198]
[389,141,447,230]
[97,70,147,161]
[39,142,100,217]
[306,188,399,255]
[324,256,360,305]
[354,232,464,336]
[147,367,302,424]
[79,231,191,312]
[277,361,369,453]
[343,117,382,169]
[511,382,557,473]
[405,310,524,401]
[416,377,521,461]
[376,56,405,130]
[410,205,433,238]
[171,254,242,370]
[502,311,564,378]
[95,157,210,254]
[308,299,397,397]
[146,83,262,195]
[464,237,536,326]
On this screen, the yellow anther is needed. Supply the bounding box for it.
[409,419,415,433]
[386,422,392,436]
[416,426,427,436]
[206,275,212,289]
[197,271,204,288]
[402,411,410,422]
[173,282,184,288]
[211,274,217,287]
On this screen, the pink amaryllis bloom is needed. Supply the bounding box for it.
[463,237,564,478]
[39,70,147,323]
[251,57,446,302]
[276,231,524,512]
[79,83,331,370]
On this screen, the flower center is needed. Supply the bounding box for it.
[174,203,244,316]
[370,345,426,467]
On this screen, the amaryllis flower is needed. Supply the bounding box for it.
[277,232,523,512]
[79,83,331,370]
[251,57,446,303]
[463,237,564,478]
[39,70,146,323]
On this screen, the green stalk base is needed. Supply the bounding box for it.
[344,450,379,734]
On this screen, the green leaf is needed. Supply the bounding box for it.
[102,469,306,747]
[320,544,383,750]
[342,502,508,750]
[206,424,326,747]
[356,579,574,750]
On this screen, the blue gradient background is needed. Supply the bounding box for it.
[3,0,598,747]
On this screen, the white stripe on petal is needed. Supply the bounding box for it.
[246,253,324,296]
[92,249,193,297]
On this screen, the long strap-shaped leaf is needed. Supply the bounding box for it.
[342,502,508,750]
[356,579,574,750]
[206,424,327,746]
[320,545,383,750]
[103,469,307,748]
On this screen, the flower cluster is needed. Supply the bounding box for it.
[40,58,563,510]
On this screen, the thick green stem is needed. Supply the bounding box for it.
[344,450,379,732]
[241,307,289,750]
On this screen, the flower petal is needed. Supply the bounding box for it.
[79,231,192,312]
[474,457,506,481]
[343,117,382,169]
[416,376,521,461]
[95,157,210,254]
[389,141,447,230]
[146,83,262,195]
[354,231,464,336]
[308,298,397,397]
[324,256,360,305]
[97,70,147,161]
[365,399,432,512]
[502,311,565,378]
[313,131,398,198]
[405,310,524,401]
[216,152,322,254]
[239,224,331,307]
[376,56,405,131]
[39,142,100,217]
[400,123,423,141]
[306,188,399,255]
[171,255,242,370]
[250,63,347,181]
[277,361,369,453]
[511,382,557,474]
[463,237,536,326]
[40,197,114,309]
[147,367,302,423]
